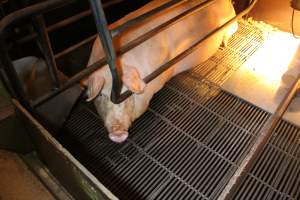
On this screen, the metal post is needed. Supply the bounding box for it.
[33,15,61,88]
[88,0,121,104]
[0,38,29,106]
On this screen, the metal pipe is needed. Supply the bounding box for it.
[210,0,300,198]
[54,0,186,60]
[115,0,214,56]
[217,78,300,200]
[17,10,92,44]
[54,34,96,59]
[0,0,73,34]
[33,15,61,88]
[32,0,214,106]
[111,0,184,37]
[88,0,122,103]
[0,39,29,106]
[16,0,124,45]
[33,57,107,107]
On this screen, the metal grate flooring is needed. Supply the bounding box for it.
[59,20,300,199]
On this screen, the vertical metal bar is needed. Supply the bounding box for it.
[88,0,121,104]
[0,38,29,106]
[33,15,60,88]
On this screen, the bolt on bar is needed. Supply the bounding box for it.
[33,15,61,88]
[32,0,214,106]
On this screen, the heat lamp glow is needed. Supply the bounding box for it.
[243,30,300,87]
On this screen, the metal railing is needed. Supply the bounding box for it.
[0,0,256,107]
[6,1,300,200]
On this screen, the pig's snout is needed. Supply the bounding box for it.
[109,125,128,143]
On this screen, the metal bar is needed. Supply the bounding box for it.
[217,77,300,200]
[115,0,214,56]
[0,39,29,106]
[47,10,92,32]
[13,99,118,200]
[54,0,185,59]
[32,0,214,106]
[0,0,73,34]
[88,0,121,103]
[16,0,124,45]
[54,34,96,59]
[33,15,60,88]
[0,0,75,107]
[115,0,256,103]
[111,0,184,37]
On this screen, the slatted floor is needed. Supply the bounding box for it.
[58,20,300,199]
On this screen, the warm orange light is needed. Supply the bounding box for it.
[243,29,300,87]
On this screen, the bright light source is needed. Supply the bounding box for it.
[243,29,300,87]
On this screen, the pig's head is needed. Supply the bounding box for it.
[83,65,147,143]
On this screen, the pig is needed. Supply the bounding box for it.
[82,0,238,143]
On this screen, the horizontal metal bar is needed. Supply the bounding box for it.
[17,10,92,44]
[32,0,214,106]
[33,57,106,107]
[0,0,73,35]
[111,0,184,37]
[115,0,214,56]
[16,0,124,45]
[54,34,96,59]
[115,0,255,103]
[48,10,92,32]
[54,0,185,60]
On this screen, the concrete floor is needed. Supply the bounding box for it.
[0,150,55,200]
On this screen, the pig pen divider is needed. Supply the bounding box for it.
[0,0,185,108]
[32,0,215,107]
[32,0,256,106]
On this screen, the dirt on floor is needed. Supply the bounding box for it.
[0,150,55,200]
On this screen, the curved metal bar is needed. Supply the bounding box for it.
[0,0,73,34]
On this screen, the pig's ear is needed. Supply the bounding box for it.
[122,65,146,94]
[86,75,105,102]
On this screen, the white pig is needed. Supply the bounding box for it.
[82,0,238,143]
